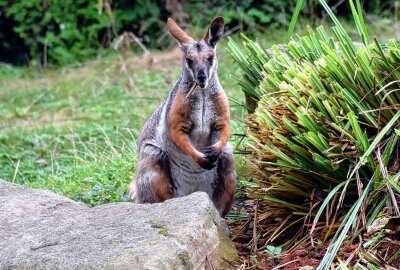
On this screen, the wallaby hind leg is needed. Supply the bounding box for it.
[212,151,236,217]
[128,146,173,203]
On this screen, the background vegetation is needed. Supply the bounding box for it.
[1,0,398,65]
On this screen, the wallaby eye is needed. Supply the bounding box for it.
[207,56,214,63]
[186,58,193,66]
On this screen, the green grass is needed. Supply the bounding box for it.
[0,56,167,205]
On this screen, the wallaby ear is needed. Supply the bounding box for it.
[167,18,192,46]
[203,16,224,47]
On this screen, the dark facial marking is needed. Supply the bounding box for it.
[186,58,193,66]
[196,43,202,52]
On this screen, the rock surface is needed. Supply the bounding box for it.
[0,179,237,270]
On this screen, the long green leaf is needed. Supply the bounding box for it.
[285,0,305,43]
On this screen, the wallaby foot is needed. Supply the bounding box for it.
[129,146,173,203]
[212,151,236,217]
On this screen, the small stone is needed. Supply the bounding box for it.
[299,266,315,270]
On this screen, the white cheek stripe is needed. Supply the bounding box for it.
[188,67,195,80]
[156,100,168,141]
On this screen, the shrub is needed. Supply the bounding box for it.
[0,0,168,65]
[0,0,112,65]
[228,0,400,267]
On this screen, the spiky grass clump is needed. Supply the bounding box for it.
[228,2,400,267]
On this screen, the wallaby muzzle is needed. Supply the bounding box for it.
[196,70,208,88]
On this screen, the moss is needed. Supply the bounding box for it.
[149,220,169,237]
[156,226,169,237]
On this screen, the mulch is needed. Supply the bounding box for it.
[231,237,400,269]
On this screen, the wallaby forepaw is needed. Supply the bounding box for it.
[203,146,220,163]
[199,156,216,170]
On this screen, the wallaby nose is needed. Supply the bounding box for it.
[197,72,207,83]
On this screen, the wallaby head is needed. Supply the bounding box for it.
[167,17,224,89]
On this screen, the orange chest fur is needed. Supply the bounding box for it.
[168,90,217,150]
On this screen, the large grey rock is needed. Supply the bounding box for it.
[0,179,237,270]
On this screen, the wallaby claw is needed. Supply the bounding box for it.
[204,146,220,163]
[200,156,216,170]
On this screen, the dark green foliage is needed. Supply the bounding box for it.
[0,0,111,65]
[2,0,397,66]
[185,0,297,31]
[0,0,168,65]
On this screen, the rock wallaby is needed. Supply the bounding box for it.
[128,16,236,217]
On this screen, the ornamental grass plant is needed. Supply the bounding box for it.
[228,0,400,268]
